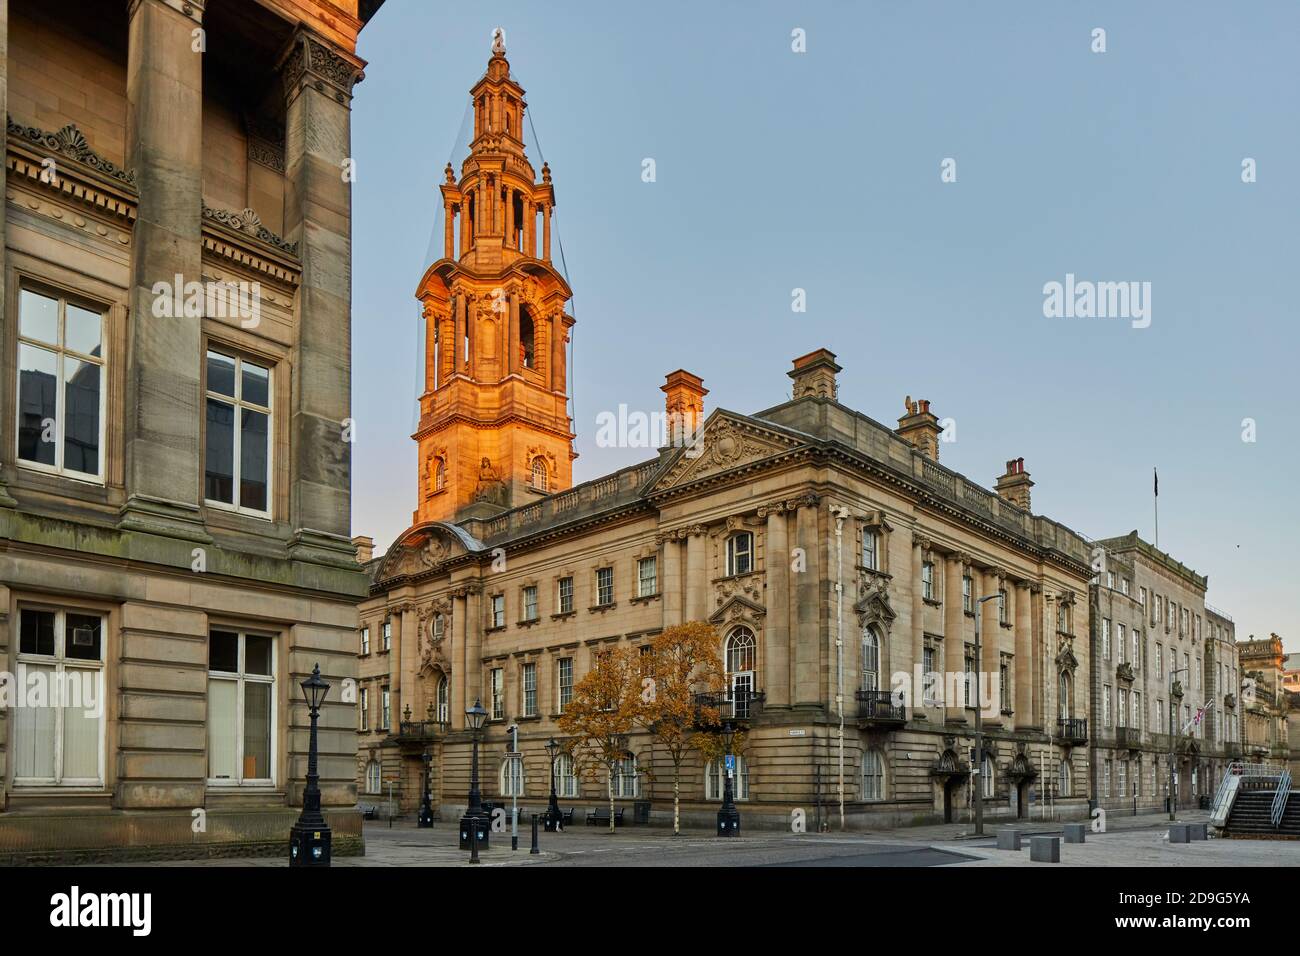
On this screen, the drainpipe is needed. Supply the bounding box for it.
[832,505,849,831]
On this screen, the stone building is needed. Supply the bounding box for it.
[1238,633,1291,765]
[1088,533,1238,813]
[356,46,1098,831]
[0,0,383,862]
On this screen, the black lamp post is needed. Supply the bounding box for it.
[459,698,489,850]
[418,744,434,828]
[716,721,740,837]
[544,737,562,832]
[290,663,332,867]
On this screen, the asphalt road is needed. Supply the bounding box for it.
[533,835,979,867]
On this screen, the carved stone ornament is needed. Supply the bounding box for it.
[202,204,298,255]
[855,580,897,630]
[280,32,366,103]
[8,117,136,187]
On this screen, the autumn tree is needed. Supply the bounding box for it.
[635,621,727,834]
[556,644,641,832]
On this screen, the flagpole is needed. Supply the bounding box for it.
[1153,467,1159,549]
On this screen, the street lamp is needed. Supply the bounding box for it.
[545,737,563,832]
[1168,666,1188,821]
[459,698,489,850]
[972,593,1001,837]
[290,663,332,867]
[716,721,740,837]
[418,744,434,828]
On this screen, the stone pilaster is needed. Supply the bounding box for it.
[761,504,790,707]
[661,533,683,627]
[942,554,967,723]
[119,0,208,540]
[910,534,925,713]
[278,28,366,560]
[452,587,468,729]
[792,496,821,706]
[684,526,707,621]
[1014,582,1033,728]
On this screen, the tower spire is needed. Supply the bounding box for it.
[411,40,574,525]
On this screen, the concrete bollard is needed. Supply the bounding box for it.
[1169,823,1191,843]
[1029,836,1060,862]
[1063,823,1086,844]
[997,829,1022,851]
[1189,823,1208,841]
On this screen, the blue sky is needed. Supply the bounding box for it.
[351,1,1299,651]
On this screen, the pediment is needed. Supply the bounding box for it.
[709,593,767,626]
[855,583,897,626]
[375,522,484,584]
[650,412,808,493]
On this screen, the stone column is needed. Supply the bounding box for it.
[453,293,467,374]
[763,505,790,708]
[793,496,821,706]
[278,29,366,555]
[981,569,999,681]
[910,535,925,712]
[401,603,418,723]
[542,203,551,260]
[389,605,404,732]
[661,535,683,627]
[551,313,567,394]
[505,186,515,246]
[525,197,535,256]
[507,292,520,374]
[444,200,454,258]
[942,555,966,723]
[119,0,206,539]
[465,584,484,712]
[452,588,468,729]
[0,0,13,510]
[685,527,707,621]
[1015,582,1033,728]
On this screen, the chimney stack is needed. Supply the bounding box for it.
[352,535,375,564]
[995,458,1034,511]
[788,348,841,400]
[896,396,943,461]
[661,370,707,446]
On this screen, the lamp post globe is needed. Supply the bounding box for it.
[459,698,490,850]
[290,663,333,867]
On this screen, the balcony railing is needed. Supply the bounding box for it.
[1114,726,1138,749]
[1057,717,1088,743]
[855,689,906,725]
[397,718,449,741]
[691,689,765,725]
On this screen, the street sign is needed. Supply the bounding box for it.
[504,751,522,759]
[725,755,735,771]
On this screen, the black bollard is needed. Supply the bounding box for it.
[530,813,540,855]
[470,818,480,864]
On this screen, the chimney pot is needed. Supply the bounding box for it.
[352,535,375,564]
[662,369,707,446]
[787,348,841,400]
[995,459,1034,511]
[897,396,943,462]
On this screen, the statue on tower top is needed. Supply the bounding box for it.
[491,27,506,55]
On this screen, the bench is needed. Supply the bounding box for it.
[360,805,378,820]
[586,807,625,826]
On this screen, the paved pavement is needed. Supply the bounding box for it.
[101,807,1298,867]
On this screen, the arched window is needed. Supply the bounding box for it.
[436,676,449,724]
[705,755,749,801]
[500,755,525,797]
[1058,671,1072,718]
[725,627,757,718]
[520,305,535,368]
[861,626,880,692]
[862,749,884,800]
[1058,759,1072,797]
[434,457,446,492]
[530,456,548,491]
[981,752,995,798]
[726,532,753,576]
[364,759,381,795]
[611,754,639,798]
[555,753,579,798]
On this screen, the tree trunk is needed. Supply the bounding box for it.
[607,766,616,833]
[673,774,680,835]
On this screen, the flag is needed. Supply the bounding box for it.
[1153,467,1158,497]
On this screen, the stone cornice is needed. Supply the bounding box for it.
[201,204,298,256]
[128,0,204,24]
[8,117,136,190]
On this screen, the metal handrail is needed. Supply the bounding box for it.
[1271,770,1292,828]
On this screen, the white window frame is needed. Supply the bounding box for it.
[610,754,639,799]
[557,658,573,713]
[862,530,878,571]
[203,348,273,518]
[596,567,614,606]
[726,532,754,576]
[861,749,884,801]
[707,755,750,801]
[491,594,505,628]
[359,626,370,656]
[500,755,525,797]
[555,752,579,797]
[522,663,537,717]
[15,287,107,483]
[861,626,879,692]
[365,759,381,794]
[359,686,370,731]
[12,605,107,787]
[436,676,449,723]
[921,561,935,600]
[637,556,658,597]
[523,586,538,621]
[206,629,277,788]
[557,576,574,614]
[490,668,504,720]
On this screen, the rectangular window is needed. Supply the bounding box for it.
[1102,618,1111,659]
[557,658,573,713]
[13,607,105,786]
[1116,623,1125,663]
[1103,685,1112,727]
[359,626,370,656]
[1195,657,1201,689]
[1133,692,1141,731]
[1132,627,1140,669]
[1156,644,1163,678]
[1107,572,1115,590]
[523,586,538,621]
[380,686,391,730]
[207,629,275,786]
[726,533,753,576]
[922,561,935,601]
[382,620,391,652]
[923,646,937,704]
[1139,587,1147,608]
[1000,660,1011,712]
[1104,760,1112,799]
[1118,688,1128,727]
[16,289,106,481]
[861,531,878,571]
[490,668,504,720]
[596,567,614,606]
[997,588,1008,625]
[359,687,369,731]
[962,575,972,613]
[964,650,974,707]
[491,594,505,628]
[637,556,658,597]
[1118,760,1127,797]
[1121,577,1130,596]
[557,577,574,615]
[204,349,271,515]
[522,663,537,717]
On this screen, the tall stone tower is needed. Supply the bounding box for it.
[413,35,575,524]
